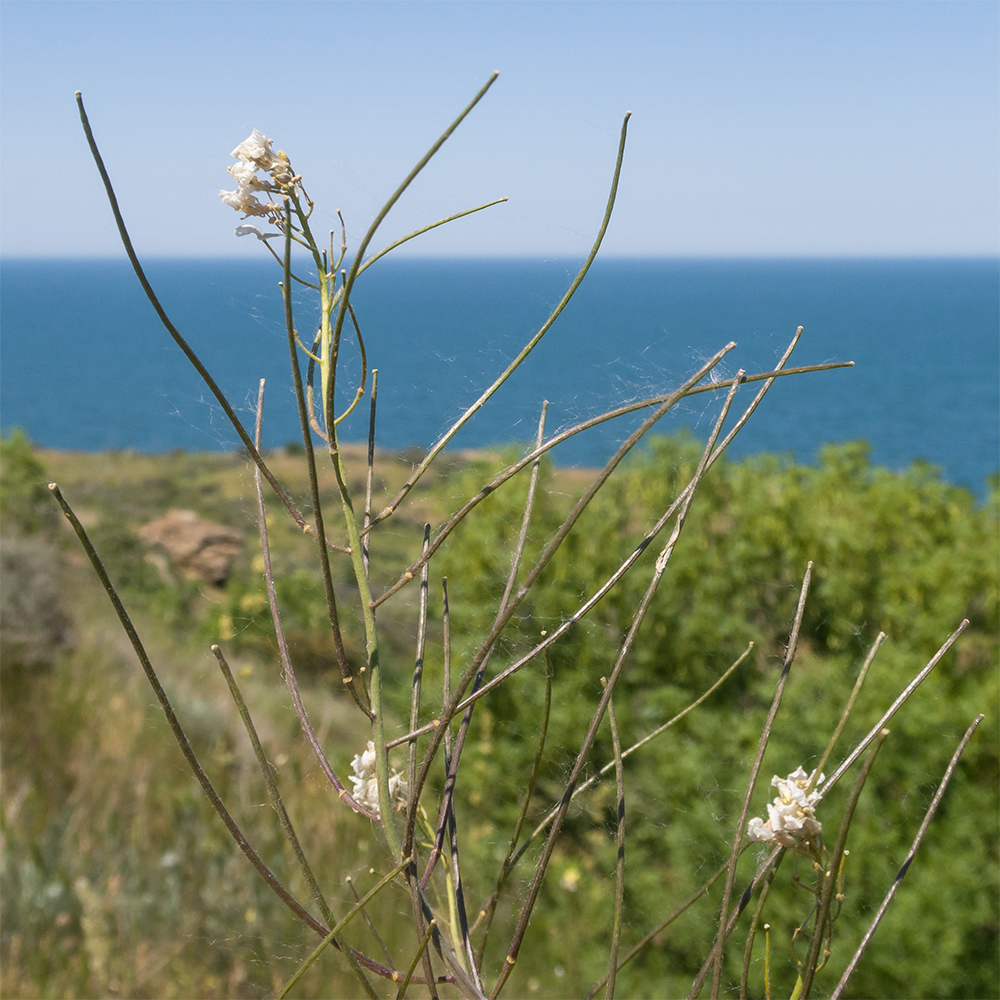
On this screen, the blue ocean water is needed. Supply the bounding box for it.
[1,256,997,494]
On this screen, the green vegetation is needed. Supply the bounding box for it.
[431,434,999,998]
[0,430,69,675]
[2,431,996,998]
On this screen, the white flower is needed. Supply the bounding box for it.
[229,129,292,184]
[220,128,294,221]
[747,765,825,849]
[230,128,279,169]
[349,741,407,818]
[234,224,278,241]
[227,158,268,188]
[219,187,268,217]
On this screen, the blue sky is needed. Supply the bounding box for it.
[2,1,997,258]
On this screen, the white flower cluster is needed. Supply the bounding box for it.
[219,129,293,220]
[349,741,407,818]
[747,765,825,849]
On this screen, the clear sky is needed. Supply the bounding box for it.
[2,0,997,258]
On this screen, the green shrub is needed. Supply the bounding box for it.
[1,428,57,535]
[430,432,999,998]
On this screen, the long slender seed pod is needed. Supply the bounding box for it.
[75,92,319,544]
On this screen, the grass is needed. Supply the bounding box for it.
[3,441,996,999]
[1,444,594,999]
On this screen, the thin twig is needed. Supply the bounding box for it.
[345,875,394,966]
[277,857,411,999]
[739,858,782,1000]
[586,857,735,1000]
[473,653,553,963]
[811,632,887,791]
[493,370,744,999]
[512,644,751,876]
[369,111,630,527]
[363,368,379,576]
[210,643,335,927]
[397,919,439,1000]
[407,524,433,802]
[829,714,985,1000]
[703,563,813,1000]
[472,406,552,959]
[422,402,549,889]
[799,730,889,999]
[589,644,752,794]
[75,92,324,546]
[47,483,328,937]
[818,619,970,799]
[251,381,377,816]
[332,301,369,427]
[326,72,501,443]
[360,199,509,276]
[604,677,626,1000]
[406,525,439,998]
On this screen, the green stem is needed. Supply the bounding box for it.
[277,857,411,999]
[799,731,888,999]
[326,72,500,444]
[333,438,401,853]
[604,678,626,1000]
[372,110,632,527]
[280,205,371,714]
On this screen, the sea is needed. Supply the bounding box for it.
[1,256,997,497]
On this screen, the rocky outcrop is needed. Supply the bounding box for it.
[138,510,243,586]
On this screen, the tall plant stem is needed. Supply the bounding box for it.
[604,677,626,1000]
[321,75,505,859]
[279,206,371,714]
[251,380,376,814]
[703,563,813,1000]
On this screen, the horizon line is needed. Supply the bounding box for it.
[3,251,998,263]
